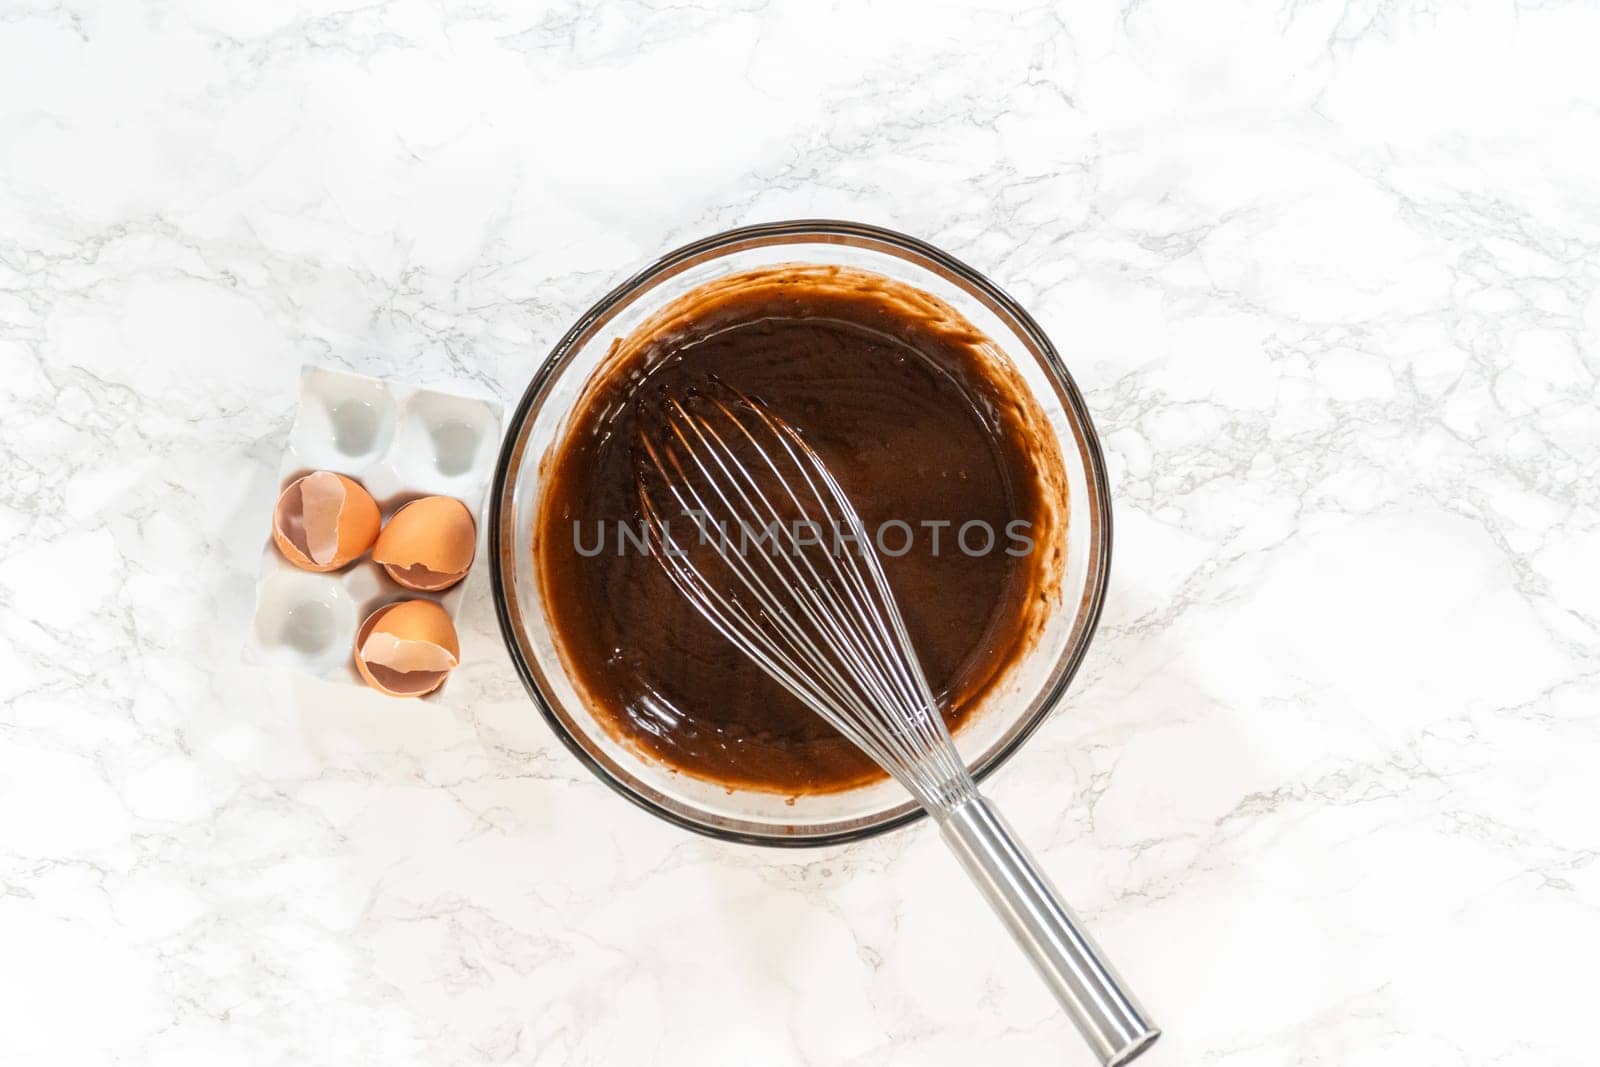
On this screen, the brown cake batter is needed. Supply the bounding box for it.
[535,265,1064,795]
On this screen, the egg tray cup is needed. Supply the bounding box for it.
[246,366,504,697]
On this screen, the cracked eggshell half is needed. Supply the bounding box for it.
[353,599,460,698]
[272,471,381,572]
[371,495,477,591]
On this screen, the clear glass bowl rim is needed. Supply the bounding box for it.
[488,219,1113,847]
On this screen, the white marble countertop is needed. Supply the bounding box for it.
[4,1,1599,1064]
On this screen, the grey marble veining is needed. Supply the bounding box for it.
[2,0,1598,1063]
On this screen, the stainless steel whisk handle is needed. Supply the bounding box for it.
[938,795,1159,1066]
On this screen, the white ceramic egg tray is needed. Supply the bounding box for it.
[246,366,503,696]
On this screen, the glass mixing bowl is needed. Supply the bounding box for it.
[489,220,1111,846]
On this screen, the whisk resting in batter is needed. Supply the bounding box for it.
[635,385,1159,1067]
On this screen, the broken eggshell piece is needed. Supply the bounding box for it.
[272,471,381,572]
[371,495,476,591]
[353,599,460,697]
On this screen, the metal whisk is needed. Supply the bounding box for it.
[636,386,1159,1066]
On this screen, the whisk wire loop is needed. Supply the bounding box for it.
[636,390,970,808]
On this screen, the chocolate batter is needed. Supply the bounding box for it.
[536,265,1064,795]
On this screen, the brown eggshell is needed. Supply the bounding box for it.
[272,471,381,572]
[353,599,460,698]
[371,495,476,591]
